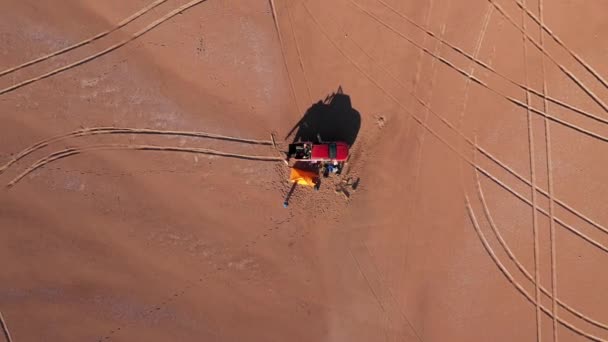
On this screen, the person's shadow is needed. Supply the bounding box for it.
[285,87,361,147]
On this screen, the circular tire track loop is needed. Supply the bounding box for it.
[303,0,608,338]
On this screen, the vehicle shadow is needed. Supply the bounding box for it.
[285,87,361,146]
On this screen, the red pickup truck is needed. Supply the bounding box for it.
[287,142,349,162]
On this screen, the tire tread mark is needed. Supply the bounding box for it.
[304,2,608,255]
[0,127,272,176]
[366,0,608,127]
[0,0,209,96]
[520,3,542,340]
[269,0,304,115]
[487,0,608,113]
[464,196,604,341]
[7,144,283,188]
[473,144,608,331]
[513,0,608,90]
[0,0,169,78]
[411,0,435,95]
[538,0,560,339]
[0,312,13,342]
[286,5,313,103]
[475,164,608,255]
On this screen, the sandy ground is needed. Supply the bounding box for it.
[2,0,608,341]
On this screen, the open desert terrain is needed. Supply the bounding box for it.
[2,0,608,341]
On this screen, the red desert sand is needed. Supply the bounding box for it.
[2,0,608,341]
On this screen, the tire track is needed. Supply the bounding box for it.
[0,127,272,176]
[400,1,447,319]
[7,144,284,188]
[0,0,210,96]
[487,0,608,113]
[306,0,608,247]
[511,0,608,90]
[477,144,608,238]
[457,5,493,131]
[465,196,605,342]
[286,4,313,104]
[411,0,434,94]
[331,1,607,337]
[303,3,608,253]
[348,248,393,341]
[476,161,608,256]
[362,243,424,342]
[538,0,559,339]
[382,0,608,202]
[348,246,422,342]
[358,0,608,128]
[0,312,13,342]
[269,0,304,115]
[520,3,542,340]
[0,0,168,78]
[473,143,608,332]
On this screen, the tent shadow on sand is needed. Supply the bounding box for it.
[285,87,361,147]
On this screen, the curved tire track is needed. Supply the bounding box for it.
[473,145,608,332]
[7,144,284,188]
[305,1,608,249]
[0,127,272,176]
[465,196,605,341]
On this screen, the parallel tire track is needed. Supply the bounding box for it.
[465,196,605,342]
[269,0,304,115]
[538,0,560,338]
[0,0,210,96]
[520,3,542,340]
[0,127,272,176]
[511,0,608,90]
[473,145,608,332]
[0,0,169,78]
[487,0,608,113]
[286,5,313,103]
[475,161,608,255]
[307,1,608,246]
[7,144,284,188]
[361,0,608,128]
